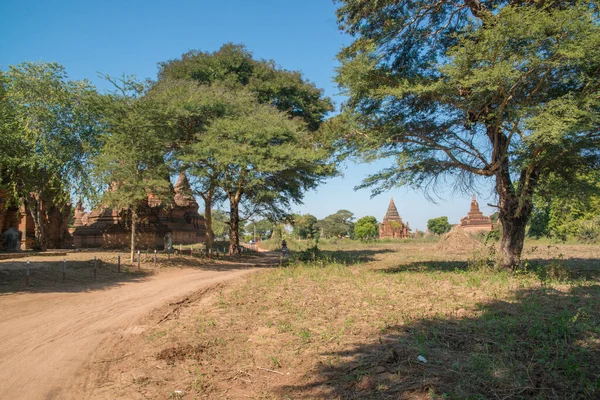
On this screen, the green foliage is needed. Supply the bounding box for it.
[529,171,600,241]
[246,219,275,240]
[210,209,229,240]
[157,44,337,254]
[93,77,171,211]
[426,216,452,236]
[291,213,318,239]
[315,210,355,239]
[1,62,101,248]
[354,215,378,241]
[158,43,334,132]
[335,0,600,267]
[92,77,171,258]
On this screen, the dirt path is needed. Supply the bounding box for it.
[0,254,277,400]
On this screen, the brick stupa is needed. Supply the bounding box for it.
[460,195,493,232]
[379,197,411,239]
[71,172,206,249]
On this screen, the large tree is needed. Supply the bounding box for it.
[335,0,600,268]
[185,88,333,254]
[316,210,355,239]
[2,62,100,249]
[157,44,337,254]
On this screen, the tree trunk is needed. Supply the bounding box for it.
[130,208,137,262]
[26,194,46,251]
[496,171,533,269]
[228,197,241,255]
[202,194,214,255]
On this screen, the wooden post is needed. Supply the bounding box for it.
[25,260,30,287]
[94,256,97,280]
[137,250,141,272]
[117,253,121,273]
[62,259,66,282]
[168,246,171,261]
[179,244,182,255]
[154,249,157,264]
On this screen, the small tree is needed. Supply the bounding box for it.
[354,216,378,241]
[292,213,318,239]
[427,217,452,236]
[93,78,171,261]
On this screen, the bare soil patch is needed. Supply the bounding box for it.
[0,250,277,399]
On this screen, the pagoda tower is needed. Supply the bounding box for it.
[379,197,411,239]
[460,195,493,232]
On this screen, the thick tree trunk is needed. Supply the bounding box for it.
[496,172,534,269]
[130,209,137,262]
[228,197,241,256]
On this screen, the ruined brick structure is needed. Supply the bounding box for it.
[0,189,71,251]
[460,195,493,232]
[71,172,206,249]
[379,197,411,239]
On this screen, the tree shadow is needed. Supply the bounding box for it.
[379,257,600,281]
[0,258,153,294]
[0,251,280,294]
[275,285,600,399]
[291,248,395,265]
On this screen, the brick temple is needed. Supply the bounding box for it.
[71,172,206,249]
[460,195,493,232]
[0,190,71,251]
[379,197,411,239]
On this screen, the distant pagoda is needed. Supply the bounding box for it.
[460,195,493,232]
[379,197,411,239]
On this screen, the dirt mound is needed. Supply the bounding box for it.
[435,226,483,252]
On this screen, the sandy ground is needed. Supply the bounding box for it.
[0,250,277,400]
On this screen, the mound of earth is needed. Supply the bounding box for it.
[436,226,484,252]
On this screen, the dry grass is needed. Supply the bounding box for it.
[97,241,600,399]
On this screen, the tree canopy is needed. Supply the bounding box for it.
[427,216,452,236]
[316,210,355,239]
[335,0,600,267]
[157,44,337,254]
[354,215,378,241]
[1,62,101,249]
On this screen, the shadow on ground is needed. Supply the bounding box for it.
[0,251,279,294]
[379,256,600,281]
[290,248,395,265]
[275,285,600,399]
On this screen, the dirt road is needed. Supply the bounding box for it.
[0,254,274,399]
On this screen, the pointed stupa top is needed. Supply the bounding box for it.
[383,197,403,222]
[468,194,485,218]
[174,171,197,207]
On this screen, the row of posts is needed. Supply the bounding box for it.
[22,245,247,287]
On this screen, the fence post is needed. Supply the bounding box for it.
[94,256,97,280]
[26,260,30,287]
[62,259,66,282]
[137,250,141,272]
[154,249,157,264]
[117,253,121,273]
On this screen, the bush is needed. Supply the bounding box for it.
[576,217,600,243]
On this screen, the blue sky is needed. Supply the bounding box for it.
[1,0,495,230]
